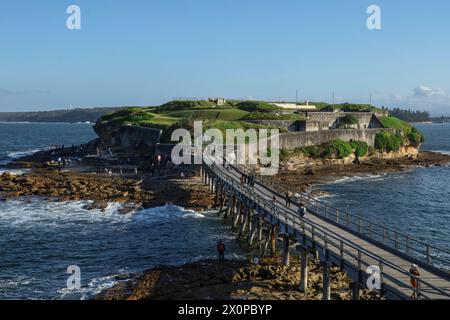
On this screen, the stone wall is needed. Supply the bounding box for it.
[280,128,394,150]
[304,112,383,130]
[245,120,300,132]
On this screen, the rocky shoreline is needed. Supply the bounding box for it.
[2,147,449,300]
[95,257,382,300]
[93,151,450,301]
[274,151,450,195]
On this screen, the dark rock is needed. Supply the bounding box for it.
[83,201,108,212]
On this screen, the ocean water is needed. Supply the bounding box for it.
[0,123,243,300]
[320,123,450,263]
[0,122,97,165]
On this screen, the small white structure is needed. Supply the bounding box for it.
[271,101,317,111]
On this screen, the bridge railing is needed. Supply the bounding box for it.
[204,163,450,299]
[237,168,450,271]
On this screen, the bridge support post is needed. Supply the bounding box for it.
[214,182,221,208]
[281,234,290,266]
[298,245,308,293]
[231,195,237,219]
[270,225,278,257]
[322,263,331,300]
[258,214,263,242]
[239,207,248,238]
[233,203,242,229]
[247,209,253,233]
[224,195,233,221]
[219,191,226,213]
[260,228,271,258]
[351,282,361,300]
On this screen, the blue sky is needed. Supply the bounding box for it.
[1,0,449,115]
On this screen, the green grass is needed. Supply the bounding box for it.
[379,116,413,134]
[106,110,178,128]
[243,112,306,121]
[236,101,279,113]
[316,103,382,113]
[166,108,248,121]
[100,107,144,122]
[154,100,218,112]
[379,116,424,146]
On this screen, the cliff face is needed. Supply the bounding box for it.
[93,122,162,154]
[282,145,420,169]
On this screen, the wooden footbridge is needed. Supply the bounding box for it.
[200,161,450,300]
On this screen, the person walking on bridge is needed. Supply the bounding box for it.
[298,203,307,218]
[217,240,225,262]
[409,264,421,299]
[285,191,293,208]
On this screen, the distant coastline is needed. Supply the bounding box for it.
[0,107,127,124]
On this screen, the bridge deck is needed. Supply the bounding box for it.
[211,163,450,299]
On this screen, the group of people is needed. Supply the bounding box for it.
[99,167,138,177]
[240,172,256,188]
[56,157,72,166]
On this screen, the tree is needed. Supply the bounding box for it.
[340,114,359,128]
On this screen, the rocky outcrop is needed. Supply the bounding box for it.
[96,257,383,300]
[282,146,420,170]
[0,170,215,211]
[276,151,450,194]
[94,122,162,154]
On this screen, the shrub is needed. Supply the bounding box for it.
[350,140,369,157]
[407,127,424,147]
[296,140,352,159]
[323,139,353,159]
[340,114,359,128]
[297,146,322,159]
[375,132,404,152]
[280,149,290,162]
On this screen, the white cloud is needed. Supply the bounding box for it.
[413,85,447,98]
[374,85,450,116]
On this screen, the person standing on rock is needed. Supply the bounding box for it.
[217,240,225,262]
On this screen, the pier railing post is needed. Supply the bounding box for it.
[322,262,331,300]
[426,245,432,264]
